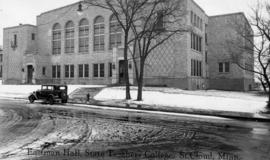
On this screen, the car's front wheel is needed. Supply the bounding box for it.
[29,95,35,103]
[48,96,54,105]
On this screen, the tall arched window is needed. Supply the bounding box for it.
[94,16,105,51]
[65,21,75,53]
[79,19,89,53]
[52,23,61,55]
[109,15,122,49]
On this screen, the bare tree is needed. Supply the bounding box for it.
[226,2,270,107]
[83,0,187,101]
[129,0,187,100]
[83,0,149,100]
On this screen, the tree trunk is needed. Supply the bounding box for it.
[137,59,145,101]
[268,91,270,108]
[258,77,267,93]
[124,32,131,100]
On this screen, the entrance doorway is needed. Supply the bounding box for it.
[119,60,125,84]
[27,65,34,84]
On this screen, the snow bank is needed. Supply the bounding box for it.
[95,88,267,114]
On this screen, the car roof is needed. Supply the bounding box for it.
[41,84,67,87]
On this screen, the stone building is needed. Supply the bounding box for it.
[0,47,2,79]
[208,13,254,91]
[2,1,254,91]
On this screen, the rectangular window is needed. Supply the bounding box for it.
[100,63,104,77]
[225,62,230,72]
[191,32,202,52]
[52,65,61,78]
[0,54,2,62]
[42,67,46,75]
[84,64,89,78]
[0,65,2,78]
[190,11,193,24]
[78,64,83,78]
[155,11,165,30]
[78,64,88,78]
[65,65,69,78]
[205,51,208,64]
[219,62,230,73]
[32,33,35,40]
[57,65,61,78]
[109,63,112,77]
[14,34,17,46]
[52,66,56,78]
[191,59,194,76]
[93,64,99,77]
[65,64,74,78]
[70,65,74,78]
[219,63,223,73]
[191,60,202,77]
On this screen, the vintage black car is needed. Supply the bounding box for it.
[28,85,68,105]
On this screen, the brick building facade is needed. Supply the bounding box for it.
[208,13,254,91]
[2,0,254,91]
[0,47,2,79]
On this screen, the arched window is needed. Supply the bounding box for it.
[52,23,61,54]
[94,16,105,51]
[109,15,122,49]
[79,19,89,53]
[65,21,75,53]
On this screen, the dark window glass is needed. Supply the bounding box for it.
[14,34,17,46]
[57,65,61,78]
[42,67,46,75]
[32,33,35,40]
[109,63,112,77]
[52,65,56,78]
[65,65,69,78]
[78,64,83,78]
[100,63,104,77]
[219,63,223,73]
[0,65,2,78]
[225,62,230,72]
[70,65,74,78]
[93,64,99,77]
[84,64,89,78]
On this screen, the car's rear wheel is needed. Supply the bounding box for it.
[29,95,35,103]
[48,96,54,105]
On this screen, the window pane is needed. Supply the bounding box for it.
[70,65,74,78]
[109,63,112,77]
[84,64,89,77]
[225,62,230,72]
[219,63,223,72]
[100,63,104,77]
[93,64,99,77]
[65,65,69,78]
[78,64,83,78]
[52,66,56,78]
[57,65,61,78]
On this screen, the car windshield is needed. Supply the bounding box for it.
[41,85,54,90]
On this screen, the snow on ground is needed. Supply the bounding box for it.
[0,85,105,99]
[95,87,267,114]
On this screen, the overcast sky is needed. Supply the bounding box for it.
[0,0,261,46]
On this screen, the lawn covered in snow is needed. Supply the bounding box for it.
[94,87,267,114]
